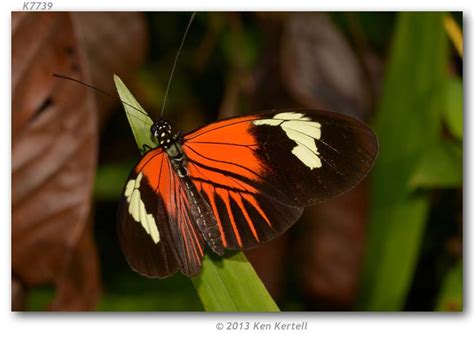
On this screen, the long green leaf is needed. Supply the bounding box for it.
[114,75,279,312]
[358,13,448,310]
[192,252,279,311]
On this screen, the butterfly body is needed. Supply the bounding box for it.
[118,109,378,278]
[151,119,225,256]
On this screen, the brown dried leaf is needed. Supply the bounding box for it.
[298,181,368,309]
[49,219,101,310]
[245,235,289,300]
[12,12,99,310]
[280,13,370,118]
[12,277,26,311]
[250,15,296,110]
[72,12,148,127]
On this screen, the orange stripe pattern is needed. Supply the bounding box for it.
[184,116,277,249]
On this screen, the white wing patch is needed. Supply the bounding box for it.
[124,172,160,243]
[253,112,322,170]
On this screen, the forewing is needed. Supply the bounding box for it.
[118,148,205,278]
[183,109,378,249]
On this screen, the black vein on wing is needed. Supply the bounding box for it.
[137,148,163,174]
[184,144,263,179]
[188,161,258,194]
[153,154,166,194]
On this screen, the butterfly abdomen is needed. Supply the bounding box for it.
[182,175,225,256]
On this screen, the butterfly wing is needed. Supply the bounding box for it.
[182,109,378,250]
[118,148,205,278]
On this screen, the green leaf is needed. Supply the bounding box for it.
[443,77,463,139]
[410,141,462,188]
[114,75,279,312]
[436,261,463,311]
[113,74,156,153]
[358,13,449,310]
[192,252,279,311]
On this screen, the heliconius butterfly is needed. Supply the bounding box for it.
[118,109,378,278]
[53,14,378,279]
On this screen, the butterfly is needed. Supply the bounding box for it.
[118,108,378,278]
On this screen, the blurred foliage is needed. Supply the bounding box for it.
[436,260,463,311]
[443,77,463,139]
[410,141,462,188]
[94,163,133,200]
[357,12,462,311]
[358,12,452,311]
[444,14,463,57]
[20,12,463,311]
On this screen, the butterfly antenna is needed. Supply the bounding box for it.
[52,73,150,118]
[160,12,196,118]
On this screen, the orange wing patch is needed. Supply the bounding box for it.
[184,116,263,182]
[184,116,278,249]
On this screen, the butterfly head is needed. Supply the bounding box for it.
[151,119,173,148]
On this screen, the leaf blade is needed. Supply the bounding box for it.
[113,74,156,153]
[358,12,449,310]
[192,253,279,312]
